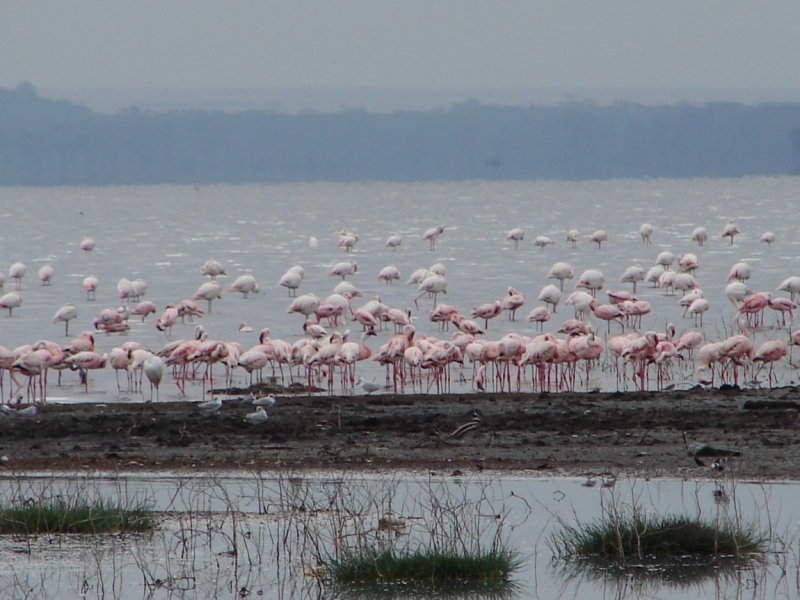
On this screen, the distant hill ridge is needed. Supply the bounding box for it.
[2,83,800,185]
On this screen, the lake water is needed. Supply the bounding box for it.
[0,472,795,599]
[1,177,799,402]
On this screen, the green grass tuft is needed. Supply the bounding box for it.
[326,548,521,584]
[0,496,155,534]
[550,512,766,562]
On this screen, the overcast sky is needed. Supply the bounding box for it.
[2,1,799,93]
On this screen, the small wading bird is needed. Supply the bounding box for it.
[252,394,276,407]
[357,375,381,394]
[198,397,222,413]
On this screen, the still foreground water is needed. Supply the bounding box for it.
[1,176,799,401]
[0,472,796,599]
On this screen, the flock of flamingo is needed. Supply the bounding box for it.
[0,217,798,407]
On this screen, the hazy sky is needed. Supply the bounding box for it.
[2,1,799,91]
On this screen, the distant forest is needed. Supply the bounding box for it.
[2,83,800,185]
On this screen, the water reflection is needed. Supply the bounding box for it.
[551,556,768,600]
[0,473,793,599]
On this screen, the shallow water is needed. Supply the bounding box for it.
[0,472,795,599]
[1,177,799,402]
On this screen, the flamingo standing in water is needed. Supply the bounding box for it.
[9,263,25,290]
[277,270,303,296]
[576,269,605,297]
[83,275,98,301]
[422,226,445,250]
[727,262,752,283]
[527,306,550,331]
[377,265,401,284]
[200,259,227,279]
[547,262,573,291]
[329,259,358,279]
[0,292,22,316]
[505,228,524,250]
[639,223,653,245]
[52,304,78,336]
[193,281,223,313]
[691,226,708,246]
[228,274,259,299]
[588,230,608,249]
[778,276,800,302]
[760,231,776,245]
[385,235,402,251]
[471,301,503,329]
[589,300,624,333]
[619,265,645,293]
[687,298,710,326]
[80,237,95,253]
[131,300,157,322]
[537,284,561,313]
[566,229,580,248]
[752,340,787,387]
[38,265,54,286]
[768,296,796,325]
[63,351,108,393]
[721,220,740,245]
[414,275,447,309]
[501,287,525,320]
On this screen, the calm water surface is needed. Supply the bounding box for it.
[1,177,799,401]
[0,473,795,599]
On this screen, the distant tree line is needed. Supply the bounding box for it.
[1,83,800,186]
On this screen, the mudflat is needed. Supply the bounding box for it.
[0,387,797,480]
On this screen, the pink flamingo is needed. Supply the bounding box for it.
[131,300,157,322]
[82,275,98,301]
[501,288,525,321]
[538,284,561,312]
[505,228,524,250]
[471,301,503,329]
[691,226,708,246]
[721,220,740,245]
[377,266,400,285]
[576,269,605,297]
[587,230,608,249]
[193,281,223,313]
[278,270,303,297]
[63,351,108,393]
[619,265,645,293]
[526,306,550,331]
[429,303,458,330]
[546,262,574,291]
[768,296,796,326]
[589,300,624,333]
[228,274,259,299]
[422,225,445,250]
[752,340,787,387]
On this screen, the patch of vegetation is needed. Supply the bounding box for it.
[550,511,766,562]
[0,496,155,534]
[326,548,520,584]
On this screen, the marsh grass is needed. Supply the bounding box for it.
[549,480,769,574]
[0,496,155,534]
[550,512,767,561]
[264,473,527,592]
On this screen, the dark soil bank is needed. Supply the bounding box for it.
[0,387,798,479]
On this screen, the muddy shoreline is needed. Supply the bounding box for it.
[0,386,798,480]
